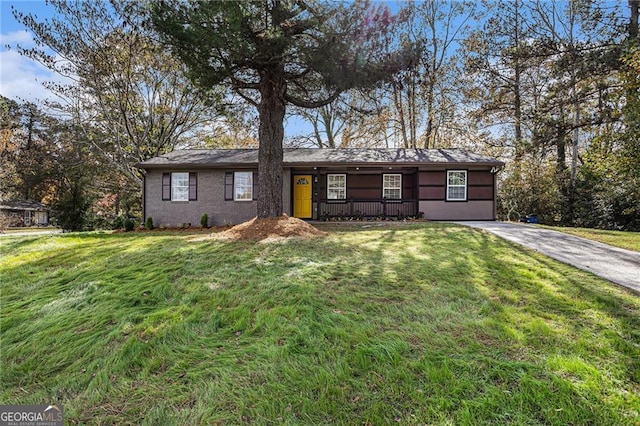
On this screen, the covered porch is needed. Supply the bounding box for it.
[317,198,419,220]
[291,166,420,220]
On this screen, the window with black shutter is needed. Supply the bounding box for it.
[163,172,197,201]
[224,171,258,201]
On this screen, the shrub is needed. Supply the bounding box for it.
[145,217,154,230]
[111,215,124,230]
[200,213,209,228]
[124,218,135,232]
[0,214,9,232]
[54,185,92,232]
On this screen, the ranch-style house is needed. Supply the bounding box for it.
[136,148,504,227]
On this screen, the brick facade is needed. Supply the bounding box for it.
[144,169,291,227]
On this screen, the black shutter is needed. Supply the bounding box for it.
[225,172,233,200]
[162,173,171,200]
[252,172,258,201]
[189,173,197,201]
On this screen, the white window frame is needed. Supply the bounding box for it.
[327,174,346,200]
[234,171,253,201]
[446,170,467,201]
[171,172,189,201]
[382,174,402,200]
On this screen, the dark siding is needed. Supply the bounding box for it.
[350,188,382,198]
[317,171,420,199]
[468,171,494,201]
[349,174,381,198]
[468,171,494,185]
[419,171,445,185]
[418,171,445,200]
[349,174,381,187]
[403,173,415,198]
[319,174,327,198]
[468,186,494,200]
[419,186,445,200]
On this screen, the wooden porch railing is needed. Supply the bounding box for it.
[318,199,418,220]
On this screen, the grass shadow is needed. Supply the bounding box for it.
[1,225,638,424]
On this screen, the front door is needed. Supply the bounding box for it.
[293,175,312,218]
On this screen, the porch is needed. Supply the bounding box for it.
[318,198,419,220]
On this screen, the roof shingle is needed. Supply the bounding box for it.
[0,200,48,211]
[137,148,503,168]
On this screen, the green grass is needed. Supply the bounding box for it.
[1,226,60,234]
[1,224,639,425]
[539,225,640,252]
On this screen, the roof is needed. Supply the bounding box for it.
[137,148,504,169]
[0,200,49,211]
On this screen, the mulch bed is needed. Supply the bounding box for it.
[119,215,325,242]
[217,215,326,242]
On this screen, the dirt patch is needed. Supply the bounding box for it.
[217,215,326,242]
[115,224,234,234]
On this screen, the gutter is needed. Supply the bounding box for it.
[135,160,506,170]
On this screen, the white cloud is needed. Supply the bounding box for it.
[0,29,35,47]
[0,48,52,103]
[0,30,73,105]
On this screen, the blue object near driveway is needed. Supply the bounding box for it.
[520,214,539,224]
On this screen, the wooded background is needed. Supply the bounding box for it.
[1,0,638,231]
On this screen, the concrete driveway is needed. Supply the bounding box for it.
[454,221,640,294]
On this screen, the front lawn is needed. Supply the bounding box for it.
[1,224,639,425]
[0,226,60,234]
[538,225,640,252]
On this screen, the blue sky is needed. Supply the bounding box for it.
[0,0,319,138]
[0,0,313,136]
[1,0,633,139]
[0,1,61,103]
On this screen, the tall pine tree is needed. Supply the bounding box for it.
[152,0,417,218]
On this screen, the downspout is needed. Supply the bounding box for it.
[314,167,321,220]
[142,171,147,223]
[491,165,504,221]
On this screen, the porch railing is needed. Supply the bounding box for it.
[318,199,418,220]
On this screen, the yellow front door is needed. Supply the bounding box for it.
[293,175,313,218]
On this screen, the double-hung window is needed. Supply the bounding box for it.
[171,172,189,201]
[327,174,346,199]
[446,170,467,201]
[234,171,253,201]
[383,174,402,199]
[224,172,257,201]
[162,172,197,201]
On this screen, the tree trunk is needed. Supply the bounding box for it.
[570,71,580,186]
[424,77,435,149]
[257,67,285,219]
[630,0,639,39]
[392,80,409,148]
[513,0,523,161]
[409,70,418,148]
[321,106,336,148]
